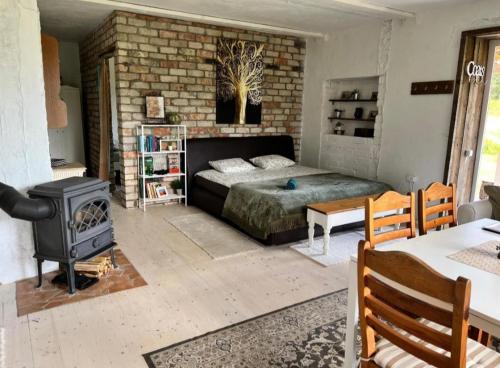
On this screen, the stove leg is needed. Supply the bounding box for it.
[110,248,118,269]
[36,259,44,288]
[66,263,76,294]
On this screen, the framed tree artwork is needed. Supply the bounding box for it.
[216,39,264,125]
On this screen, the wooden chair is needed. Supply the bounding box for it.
[357,240,474,368]
[365,191,416,246]
[420,183,491,346]
[418,182,457,235]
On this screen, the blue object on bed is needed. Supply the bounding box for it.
[286,178,297,190]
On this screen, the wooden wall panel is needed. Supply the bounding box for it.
[41,33,67,129]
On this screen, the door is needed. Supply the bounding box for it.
[472,40,500,200]
[445,34,489,205]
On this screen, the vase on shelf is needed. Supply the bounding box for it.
[333,121,345,135]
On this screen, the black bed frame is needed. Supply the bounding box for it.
[186,135,353,245]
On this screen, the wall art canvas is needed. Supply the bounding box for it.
[216,39,264,124]
[146,96,165,119]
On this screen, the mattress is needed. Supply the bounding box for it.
[195,165,330,189]
[222,173,392,240]
[193,175,230,198]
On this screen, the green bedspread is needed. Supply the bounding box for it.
[222,173,392,240]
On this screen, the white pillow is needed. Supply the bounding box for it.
[209,158,256,173]
[250,155,295,170]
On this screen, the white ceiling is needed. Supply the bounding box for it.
[38,0,473,42]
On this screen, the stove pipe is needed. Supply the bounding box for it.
[0,182,56,221]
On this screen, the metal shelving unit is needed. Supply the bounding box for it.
[136,124,187,211]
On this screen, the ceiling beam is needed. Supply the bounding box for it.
[78,0,326,38]
[309,0,415,18]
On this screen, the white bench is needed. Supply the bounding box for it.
[307,194,396,256]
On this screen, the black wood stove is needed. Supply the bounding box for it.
[28,177,116,294]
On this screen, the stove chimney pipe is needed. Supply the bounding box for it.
[0,182,56,221]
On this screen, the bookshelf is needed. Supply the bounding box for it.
[136,124,187,211]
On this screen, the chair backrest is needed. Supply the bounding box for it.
[358,240,471,368]
[418,182,457,235]
[365,191,416,246]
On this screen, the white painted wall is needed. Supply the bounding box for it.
[48,86,86,164]
[301,21,383,167]
[302,0,500,193]
[319,77,381,179]
[0,0,53,284]
[48,41,86,165]
[59,41,82,89]
[378,0,500,192]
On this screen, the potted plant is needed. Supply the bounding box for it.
[165,112,182,125]
[171,179,183,195]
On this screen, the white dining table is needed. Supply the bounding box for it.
[343,218,500,368]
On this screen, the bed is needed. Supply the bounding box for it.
[186,136,391,245]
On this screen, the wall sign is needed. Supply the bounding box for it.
[411,80,455,95]
[466,61,485,84]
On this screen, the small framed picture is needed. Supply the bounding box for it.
[369,110,378,119]
[160,140,178,151]
[371,91,378,101]
[156,186,168,198]
[146,96,165,119]
[341,91,353,100]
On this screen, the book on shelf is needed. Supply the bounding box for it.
[168,154,180,174]
[141,182,169,199]
[139,156,154,176]
[138,134,184,153]
[137,135,163,152]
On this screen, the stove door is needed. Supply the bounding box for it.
[69,193,111,244]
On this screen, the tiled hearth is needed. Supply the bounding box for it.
[15,249,147,316]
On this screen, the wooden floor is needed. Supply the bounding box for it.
[0,202,349,368]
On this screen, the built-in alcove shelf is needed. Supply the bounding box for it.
[327,117,375,122]
[323,76,379,138]
[319,75,384,180]
[329,99,377,103]
[322,134,374,142]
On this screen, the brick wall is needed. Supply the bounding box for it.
[81,11,306,208]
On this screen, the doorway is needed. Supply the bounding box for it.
[472,40,500,199]
[97,55,120,195]
[445,26,500,204]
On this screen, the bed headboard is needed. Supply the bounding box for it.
[185,135,295,191]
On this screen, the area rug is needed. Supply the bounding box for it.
[168,213,261,259]
[290,229,364,267]
[144,289,359,368]
[16,249,147,316]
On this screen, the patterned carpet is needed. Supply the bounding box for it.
[144,288,500,367]
[143,289,356,368]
